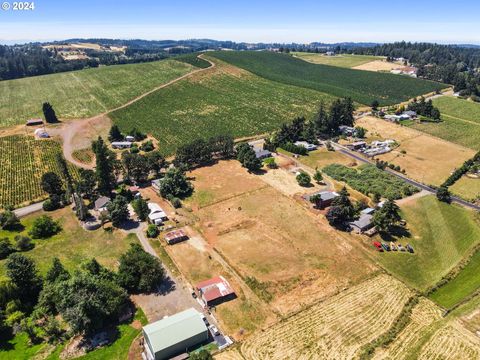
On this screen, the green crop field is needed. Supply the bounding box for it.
[210,51,446,106]
[110,58,335,155]
[429,248,480,309]
[374,195,480,291]
[407,96,480,150]
[175,52,212,68]
[0,135,79,208]
[292,52,383,68]
[0,59,195,127]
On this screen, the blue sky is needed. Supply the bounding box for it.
[0,0,479,44]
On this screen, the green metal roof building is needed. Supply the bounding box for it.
[143,308,209,360]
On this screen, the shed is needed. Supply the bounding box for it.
[254,148,272,159]
[361,207,376,215]
[142,308,208,360]
[125,135,135,142]
[307,191,339,209]
[347,141,367,150]
[164,229,189,245]
[151,179,163,191]
[196,276,236,306]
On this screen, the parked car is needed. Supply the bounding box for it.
[373,241,383,252]
[200,314,209,325]
[406,244,414,253]
[209,325,220,336]
[390,243,397,251]
[398,244,406,252]
[191,291,197,298]
[381,243,391,251]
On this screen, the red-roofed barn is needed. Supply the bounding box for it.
[195,276,236,306]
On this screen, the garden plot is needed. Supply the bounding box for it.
[240,274,411,360]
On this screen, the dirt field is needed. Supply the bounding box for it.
[188,161,377,316]
[353,60,403,72]
[356,116,475,186]
[239,274,411,360]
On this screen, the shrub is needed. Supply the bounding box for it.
[140,140,154,152]
[15,235,33,251]
[146,224,159,238]
[170,197,182,209]
[296,172,311,187]
[0,238,15,259]
[281,142,307,155]
[29,215,61,239]
[42,199,58,212]
[263,157,277,169]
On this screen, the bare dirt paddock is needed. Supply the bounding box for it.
[357,116,475,186]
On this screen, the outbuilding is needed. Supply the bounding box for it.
[164,229,189,245]
[196,276,236,307]
[111,141,132,149]
[94,196,111,213]
[148,202,168,225]
[142,308,209,360]
[307,191,339,209]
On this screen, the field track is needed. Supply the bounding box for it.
[239,275,411,360]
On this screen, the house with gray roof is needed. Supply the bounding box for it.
[350,214,374,233]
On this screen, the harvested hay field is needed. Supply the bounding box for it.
[292,53,383,68]
[195,183,376,315]
[418,321,480,360]
[356,116,475,186]
[373,298,442,360]
[215,348,245,360]
[239,275,411,360]
[293,147,357,169]
[353,60,403,72]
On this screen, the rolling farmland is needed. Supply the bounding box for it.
[407,96,480,150]
[210,51,446,105]
[110,58,335,155]
[0,135,79,208]
[240,275,411,359]
[0,59,195,127]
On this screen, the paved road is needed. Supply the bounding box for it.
[333,143,480,211]
[14,201,44,218]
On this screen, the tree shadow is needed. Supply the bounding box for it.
[0,330,14,351]
[157,276,176,296]
[119,219,140,231]
[3,223,25,233]
[379,225,411,242]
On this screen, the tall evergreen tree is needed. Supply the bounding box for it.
[92,137,116,196]
[42,102,59,123]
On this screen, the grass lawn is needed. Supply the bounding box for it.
[373,196,480,291]
[110,58,335,155]
[0,309,147,360]
[292,52,383,68]
[407,96,480,150]
[429,249,480,309]
[293,147,358,169]
[450,176,480,201]
[0,208,137,279]
[211,51,446,106]
[0,59,194,127]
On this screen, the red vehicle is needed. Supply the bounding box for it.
[373,241,383,252]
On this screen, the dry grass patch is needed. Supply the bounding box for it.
[356,116,475,186]
[165,235,272,339]
[186,161,267,209]
[353,60,403,72]
[196,184,376,315]
[240,274,411,360]
[450,176,480,201]
[297,147,357,169]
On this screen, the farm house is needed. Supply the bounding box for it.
[195,276,236,306]
[307,191,339,209]
[142,308,208,360]
[94,196,111,213]
[350,214,374,233]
